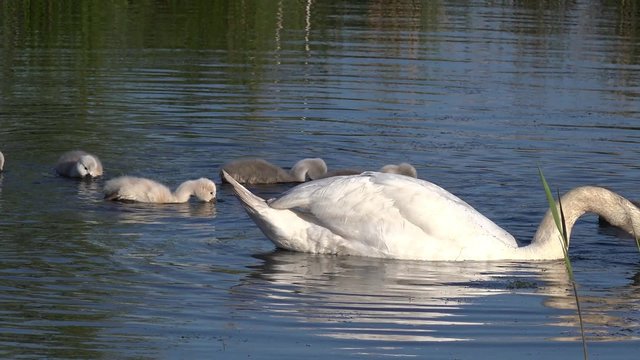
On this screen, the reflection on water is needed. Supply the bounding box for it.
[241,253,507,343]
[104,201,217,225]
[545,264,640,342]
[232,251,640,349]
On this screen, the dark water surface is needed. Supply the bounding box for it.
[1,0,639,358]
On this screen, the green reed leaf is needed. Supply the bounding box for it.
[537,166,587,359]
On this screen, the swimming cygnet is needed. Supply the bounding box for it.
[220,158,328,184]
[319,162,418,179]
[0,150,4,172]
[379,163,418,178]
[104,176,217,203]
[55,150,103,178]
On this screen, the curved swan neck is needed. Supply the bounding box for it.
[289,158,327,182]
[529,186,640,259]
[173,180,197,202]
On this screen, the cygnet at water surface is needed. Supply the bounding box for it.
[104,176,216,203]
[55,150,103,178]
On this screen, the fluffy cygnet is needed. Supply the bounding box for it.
[55,150,103,178]
[104,176,216,203]
[220,158,327,184]
[379,163,418,178]
[319,162,418,179]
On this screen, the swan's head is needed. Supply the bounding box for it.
[0,151,4,172]
[291,158,328,181]
[380,163,417,178]
[193,178,217,202]
[76,155,103,177]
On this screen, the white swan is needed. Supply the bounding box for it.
[223,171,640,261]
[220,158,327,184]
[55,150,103,178]
[104,176,216,203]
[0,150,4,172]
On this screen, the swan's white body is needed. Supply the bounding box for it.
[220,158,327,184]
[224,171,640,261]
[0,150,4,171]
[55,150,103,178]
[104,176,216,203]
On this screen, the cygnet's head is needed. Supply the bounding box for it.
[291,158,328,181]
[76,155,103,177]
[380,163,418,178]
[194,178,217,202]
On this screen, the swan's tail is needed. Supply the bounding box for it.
[223,170,324,254]
[222,170,269,215]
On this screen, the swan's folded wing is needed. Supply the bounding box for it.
[372,173,519,249]
[269,172,519,257]
[267,176,354,210]
[268,173,411,252]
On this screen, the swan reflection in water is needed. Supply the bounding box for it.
[104,201,217,225]
[544,265,640,342]
[233,251,640,344]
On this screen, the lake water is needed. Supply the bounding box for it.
[1,0,639,358]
